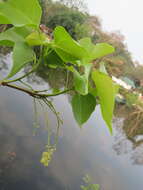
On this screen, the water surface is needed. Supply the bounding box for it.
[0,55,143,190]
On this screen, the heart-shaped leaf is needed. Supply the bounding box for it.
[53,26,88,62]
[71,94,96,125]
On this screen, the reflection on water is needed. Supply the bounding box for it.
[1,55,143,189]
[113,110,143,167]
[0,88,143,190]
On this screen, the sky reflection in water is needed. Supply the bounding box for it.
[0,86,143,190]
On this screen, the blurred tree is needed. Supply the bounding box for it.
[125,64,143,81]
[58,0,88,12]
[74,22,93,40]
[46,8,88,39]
[38,0,53,24]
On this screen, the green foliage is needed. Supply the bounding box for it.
[0,0,41,78]
[0,0,42,27]
[39,0,135,80]
[79,37,115,62]
[9,42,35,78]
[92,70,119,134]
[73,64,91,95]
[0,26,32,45]
[26,31,50,46]
[0,26,35,78]
[0,13,10,24]
[71,94,96,125]
[53,26,88,62]
[0,0,118,138]
[45,49,65,68]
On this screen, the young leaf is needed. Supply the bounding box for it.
[53,26,88,62]
[0,0,42,27]
[92,70,119,134]
[26,31,50,46]
[73,64,91,95]
[7,42,35,78]
[45,50,65,68]
[79,37,114,61]
[74,72,88,95]
[71,94,96,125]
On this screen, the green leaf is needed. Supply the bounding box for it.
[53,28,114,64]
[26,31,50,46]
[74,72,88,95]
[79,37,114,61]
[0,26,32,45]
[0,0,42,27]
[71,94,96,125]
[0,26,35,78]
[45,50,65,68]
[8,42,35,78]
[0,13,10,24]
[79,38,94,52]
[89,87,98,97]
[0,40,13,46]
[73,64,91,95]
[92,70,119,134]
[53,26,88,62]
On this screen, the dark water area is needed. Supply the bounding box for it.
[0,55,143,190]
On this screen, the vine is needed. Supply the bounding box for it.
[0,0,119,166]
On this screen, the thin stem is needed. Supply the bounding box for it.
[3,68,35,84]
[1,81,73,98]
[19,80,34,90]
[33,98,40,129]
[42,98,62,145]
[65,70,69,89]
[34,88,51,93]
[41,88,73,97]
[3,53,38,84]
[1,82,35,96]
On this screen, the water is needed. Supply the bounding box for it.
[0,55,143,189]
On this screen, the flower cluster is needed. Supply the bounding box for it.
[40,146,56,167]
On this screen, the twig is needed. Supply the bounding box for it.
[1,81,73,98]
